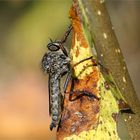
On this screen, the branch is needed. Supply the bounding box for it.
[79,0,140,139]
[57,0,140,139]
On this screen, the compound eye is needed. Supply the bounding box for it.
[47,42,60,51]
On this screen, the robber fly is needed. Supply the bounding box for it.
[41,26,72,130]
[41,25,99,130]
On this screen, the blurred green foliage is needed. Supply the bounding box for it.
[0,0,72,73]
[0,1,72,139]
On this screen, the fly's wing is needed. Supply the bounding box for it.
[100,65,132,112]
[48,75,52,116]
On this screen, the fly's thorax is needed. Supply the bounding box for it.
[46,50,70,76]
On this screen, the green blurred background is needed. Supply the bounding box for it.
[0,0,139,139]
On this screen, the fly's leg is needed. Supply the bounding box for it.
[69,76,75,101]
[63,69,76,101]
[73,56,107,69]
[63,71,72,93]
[64,75,99,101]
[59,25,72,57]
[69,57,100,101]
[61,25,72,44]
[88,57,109,73]
[69,90,99,101]
[63,56,97,100]
[57,114,66,131]
[63,56,100,101]
[73,56,96,67]
[73,56,109,76]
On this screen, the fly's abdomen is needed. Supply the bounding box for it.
[49,75,62,130]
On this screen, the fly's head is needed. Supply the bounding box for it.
[47,41,60,51]
[47,39,68,57]
[41,40,60,73]
[42,39,70,75]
